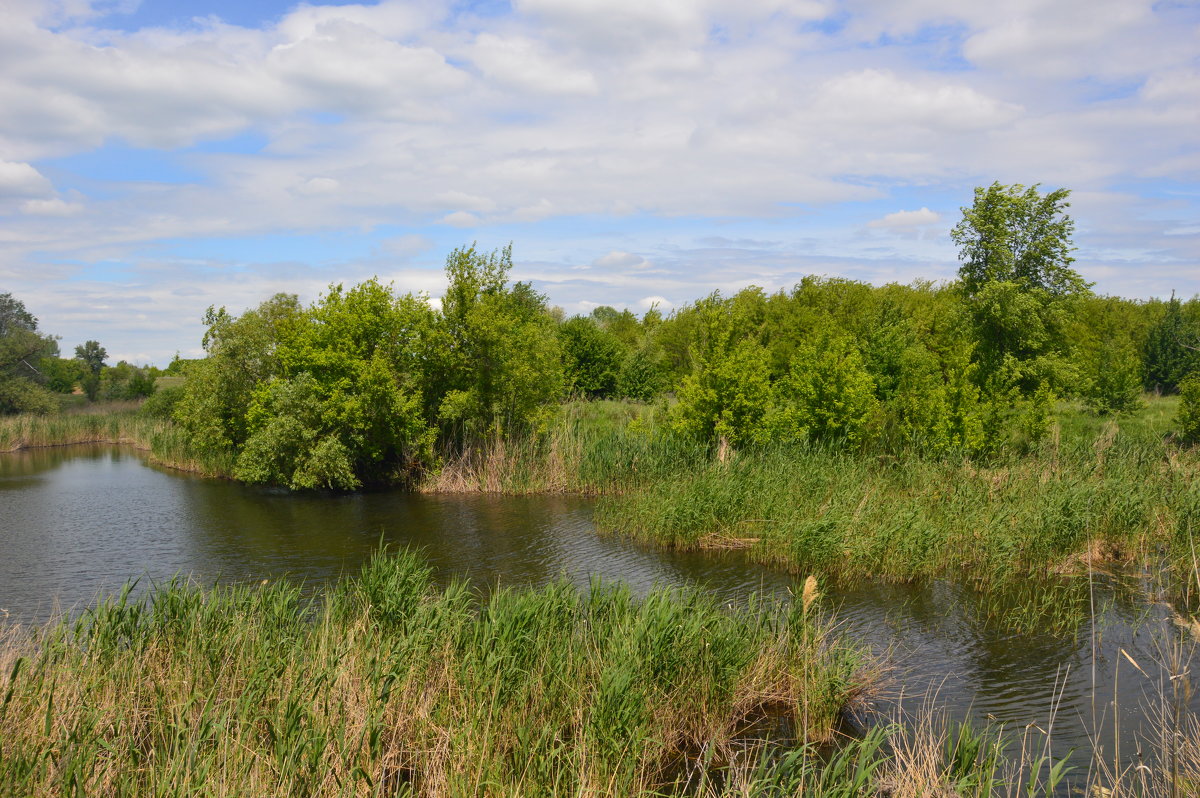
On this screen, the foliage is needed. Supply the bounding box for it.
[139,383,185,419]
[73,340,107,375]
[1178,374,1200,445]
[559,315,624,398]
[1143,292,1200,393]
[616,345,666,401]
[0,294,58,414]
[952,182,1086,299]
[38,357,85,394]
[436,245,565,441]
[174,293,303,457]
[767,333,879,446]
[670,294,772,446]
[100,361,157,401]
[952,183,1090,398]
[1081,339,1144,415]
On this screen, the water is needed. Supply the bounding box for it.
[2,445,1197,785]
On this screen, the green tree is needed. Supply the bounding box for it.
[74,340,107,375]
[436,245,564,441]
[952,182,1091,397]
[766,333,879,447]
[1081,340,1144,415]
[39,357,86,394]
[0,294,58,414]
[74,340,108,401]
[670,294,772,447]
[559,316,624,398]
[174,294,303,457]
[1177,374,1200,445]
[1143,292,1200,393]
[615,346,666,401]
[953,183,1087,299]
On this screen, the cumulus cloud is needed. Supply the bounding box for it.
[0,160,53,198]
[868,207,941,229]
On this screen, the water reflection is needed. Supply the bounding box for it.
[1,444,1197,786]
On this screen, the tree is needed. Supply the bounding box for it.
[1143,292,1200,393]
[559,316,624,398]
[0,294,58,414]
[953,183,1088,299]
[1176,374,1200,445]
[670,294,772,448]
[766,333,879,447]
[74,340,107,375]
[0,293,38,338]
[436,245,564,442]
[951,182,1091,396]
[74,340,108,400]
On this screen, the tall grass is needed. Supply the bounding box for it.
[595,403,1200,605]
[425,400,704,494]
[0,549,870,797]
[0,409,233,477]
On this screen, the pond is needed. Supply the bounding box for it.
[2,444,1195,785]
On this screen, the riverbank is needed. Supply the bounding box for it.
[0,409,231,476]
[0,548,873,796]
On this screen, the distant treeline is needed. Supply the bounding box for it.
[0,297,162,412]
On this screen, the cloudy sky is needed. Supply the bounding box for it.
[2,0,1198,365]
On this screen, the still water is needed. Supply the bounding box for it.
[2,445,1197,783]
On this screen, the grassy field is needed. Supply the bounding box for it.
[0,549,874,797]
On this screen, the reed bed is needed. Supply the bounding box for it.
[596,426,1200,595]
[0,410,233,477]
[0,549,871,797]
[0,410,163,452]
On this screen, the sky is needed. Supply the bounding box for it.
[1,0,1198,365]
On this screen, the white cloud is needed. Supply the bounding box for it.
[593,251,651,269]
[292,177,340,196]
[439,211,480,227]
[20,197,84,215]
[470,33,598,95]
[0,160,53,198]
[868,207,941,229]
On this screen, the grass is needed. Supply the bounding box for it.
[590,397,1200,612]
[0,404,235,477]
[10,549,1196,796]
[0,549,870,797]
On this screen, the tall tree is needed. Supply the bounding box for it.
[74,340,108,375]
[951,182,1091,396]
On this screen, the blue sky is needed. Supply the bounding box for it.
[2,0,1198,365]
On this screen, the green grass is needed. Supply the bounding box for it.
[10,549,1189,797]
[0,549,870,797]
[589,397,1200,597]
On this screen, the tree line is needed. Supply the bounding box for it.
[0,298,157,413]
[3,183,1199,488]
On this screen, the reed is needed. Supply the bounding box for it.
[0,549,872,797]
